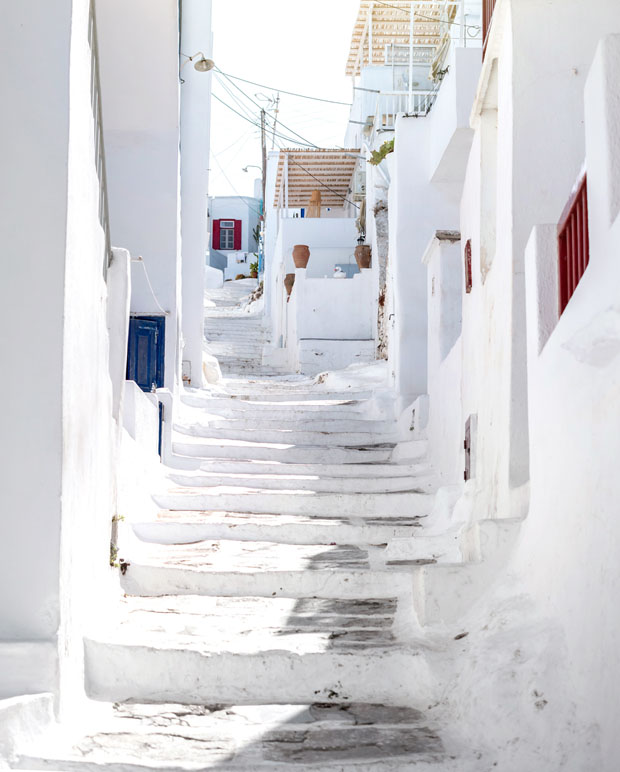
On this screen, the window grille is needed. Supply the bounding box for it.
[482,0,497,59]
[558,175,589,315]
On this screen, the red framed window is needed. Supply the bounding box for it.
[464,239,473,294]
[213,219,242,250]
[482,0,497,59]
[558,175,589,315]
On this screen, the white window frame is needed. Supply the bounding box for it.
[220,227,234,250]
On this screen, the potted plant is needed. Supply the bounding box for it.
[249,258,259,278]
[355,233,371,270]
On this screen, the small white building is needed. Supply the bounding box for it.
[208,195,261,275]
[263,148,378,374]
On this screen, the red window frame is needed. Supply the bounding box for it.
[213,219,242,251]
[464,239,473,294]
[558,175,589,316]
[482,0,497,59]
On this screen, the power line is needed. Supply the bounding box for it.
[212,127,257,158]
[215,69,352,107]
[211,93,317,149]
[216,69,321,150]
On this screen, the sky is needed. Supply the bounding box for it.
[209,0,360,200]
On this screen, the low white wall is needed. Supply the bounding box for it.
[289,247,358,279]
[123,381,159,455]
[293,269,374,341]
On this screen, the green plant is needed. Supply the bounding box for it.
[252,224,261,246]
[109,543,119,568]
[249,259,259,275]
[369,138,394,166]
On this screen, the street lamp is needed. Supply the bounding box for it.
[180,52,215,74]
[242,165,262,173]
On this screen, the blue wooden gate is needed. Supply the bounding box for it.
[126,316,165,392]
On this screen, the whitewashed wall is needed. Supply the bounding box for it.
[456,0,620,521]
[97,0,182,394]
[423,234,463,483]
[516,33,620,768]
[388,46,480,409]
[0,0,118,715]
[180,0,213,388]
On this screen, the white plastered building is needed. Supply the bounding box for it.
[0,0,212,731]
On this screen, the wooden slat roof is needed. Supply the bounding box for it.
[273,149,360,208]
[346,1,443,76]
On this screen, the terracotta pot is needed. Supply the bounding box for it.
[355,244,372,270]
[284,273,296,297]
[292,244,310,269]
[250,271,258,278]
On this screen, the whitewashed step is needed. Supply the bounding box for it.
[173,436,397,464]
[84,595,435,707]
[133,509,424,546]
[154,486,433,518]
[193,459,428,478]
[190,415,396,434]
[216,390,374,402]
[181,393,367,416]
[119,540,428,598]
[15,701,447,772]
[175,422,398,447]
[167,469,434,494]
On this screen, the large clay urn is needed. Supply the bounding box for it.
[284,273,296,298]
[292,244,310,269]
[355,244,372,270]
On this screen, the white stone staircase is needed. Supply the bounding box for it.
[9,281,516,771]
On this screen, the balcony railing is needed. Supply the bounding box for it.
[374,89,437,130]
[482,0,497,58]
[558,174,589,315]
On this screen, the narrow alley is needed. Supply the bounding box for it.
[12,281,467,770]
[3,1,620,769]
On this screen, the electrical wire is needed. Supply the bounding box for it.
[212,127,257,158]
[216,69,322,150]
[132,257,169,315]
[211,93,317,149]
[215,69,352,106]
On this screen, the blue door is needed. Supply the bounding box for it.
[127,316,165,392]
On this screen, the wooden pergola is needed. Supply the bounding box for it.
[273,149,360,210]
[346,1,446,77]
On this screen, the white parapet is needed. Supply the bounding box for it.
[285,268,376,374]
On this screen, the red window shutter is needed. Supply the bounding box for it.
[233,220,242,251]
[464,239,473,294]
[212,220,221,250]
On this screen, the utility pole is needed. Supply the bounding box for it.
[260,108,267,208]
[271,92,280,150]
